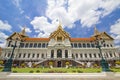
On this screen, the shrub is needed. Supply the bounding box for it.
[0,60,3,65]
[77,70,83,73]
[21,63,25,68]
[65,62,70,65]
[13,71,17,73]
[49,61,53,65]
[29,70,34,73]
[36,70,40,73]
[115,61,120,65]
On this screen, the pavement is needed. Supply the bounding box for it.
[0,72,120,80]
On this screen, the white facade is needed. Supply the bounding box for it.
[0,25,119,67]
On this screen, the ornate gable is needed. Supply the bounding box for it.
[7,28,29,40]
[49,24,70,41]
[100,32,114,40]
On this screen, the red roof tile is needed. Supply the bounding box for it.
[24,38,49,42]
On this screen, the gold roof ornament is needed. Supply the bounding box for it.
[94,25,100,36]
[21,27,26,35]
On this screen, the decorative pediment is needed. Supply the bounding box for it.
[7,28,29,41]
[49,24,70,41]
[100,32,114,40]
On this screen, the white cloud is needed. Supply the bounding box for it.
[12,0,24,14]
[110,19,120,46]
[31,0,120,37]
[0,32,8,48]
[0,20,12,31]
[31,16,59,37]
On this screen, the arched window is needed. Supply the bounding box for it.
[76,54,78,58]
[41,54,44,58]
[8,41,12,47]
[78,43,81,48]
[65,50,68,58]
[23,53,26,58]
[111,44,113,47]
[94,53,96,58]
[28,53,30,58]
[87,43,90,48]
[83,43,86,48]
[20,43,24,48]
[71,43,73,48]
[74,43,77,48]
[32,54,35,58]
[34,43,37,48]
[103,44,106,47]
[89,54,92,58]
[85,54,87,58]
[38,43,41,48]
[91,43,95,48]
[80,54,83,58]
[37,54,39,58]
[42,43,45,48]
[25,43,29,48]
[29,43,33,48]
[57,49,62,58]
[51,50,54,58]
[72,54,74,58]
[107,44,109,47]
[19,53,21,58]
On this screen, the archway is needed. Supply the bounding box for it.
[57,61,62,67]
[57,49,62,58]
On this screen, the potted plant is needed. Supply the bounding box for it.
[49,61,53,68]
[65,61,70,68]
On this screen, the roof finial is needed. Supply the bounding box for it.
[57,20,63,30]
[21,26,26,35]
[94,25,99,35]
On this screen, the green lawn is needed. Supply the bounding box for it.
[0,67,120,73]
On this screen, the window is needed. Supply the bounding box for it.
[72,54,74,58]
[111,44,113,47]
[80,54,83,58]
[85,54,87,58]
[23,53,26,58]
[20,43,24,48]
[57,36,62,41]
[105,53,108,58]
[74,43,77,48]
[32,54,35,58]
[87,43,90,48]
[114,53,116,57]
[41,54,44,58]
[46,43,48,47]
[29,43,33,48]
[109,53,113,57]
[103,44,106,47]
[38,43,41,48]
[91,44,95,48]
[37,54,39,58]
[65,50,68,58]
[51,50,54,58]
[25,43,29,48]
[107,44,109,47]
[28,53,30,58]
[8,53,11,57]
[71,43,73,48]
[19,53,21,58]
[94,54,96,58]
[76,54,78,58]
[89,54,92,58]
[34,43,37,48]
[42,43,45,48]
[98,53,101,58]
[83,43,86,48]
[78,43,81,48]
[8,41,12,47]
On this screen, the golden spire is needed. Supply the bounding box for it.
[57,20,63,30]
[94,25,99,35]
[21,27,26,35]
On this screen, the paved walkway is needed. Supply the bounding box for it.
[0,72,120,80]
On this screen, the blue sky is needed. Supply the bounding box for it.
[0,0,120,47]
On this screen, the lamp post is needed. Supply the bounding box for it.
[3,38,18,72]
[92,35,110,72]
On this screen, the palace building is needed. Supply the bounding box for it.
[0,24,119,67]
